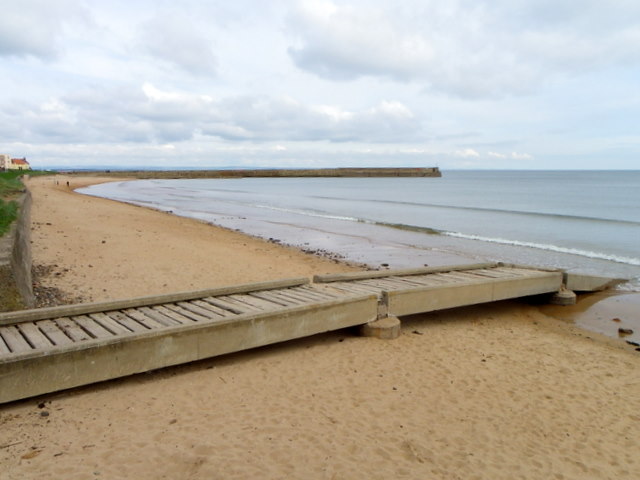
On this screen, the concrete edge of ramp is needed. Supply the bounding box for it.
[563,273,627,292]
[0,277,311,326]
[383,271,564,317]
[0,293,378,404]
[314,262,499,283]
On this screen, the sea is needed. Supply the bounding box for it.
[78,170,640,292]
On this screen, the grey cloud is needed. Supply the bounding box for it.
[0,0,86,59]
[138,11,217,76]
[203,95,420,142]
[0,84,421,145]
[285,0,640,98]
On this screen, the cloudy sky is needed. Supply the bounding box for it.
[1,0,638,170]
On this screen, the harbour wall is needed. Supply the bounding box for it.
[71,167,442,180]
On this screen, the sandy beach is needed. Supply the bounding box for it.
[1,175,639,479]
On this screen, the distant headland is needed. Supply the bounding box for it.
[69,167,442,179]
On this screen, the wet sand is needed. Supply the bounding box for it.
[542,291,640,346]
[1,175,638,480]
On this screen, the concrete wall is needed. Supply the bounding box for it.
[0,189,34,311]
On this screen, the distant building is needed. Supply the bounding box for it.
[0,155,31,171]
[0,154,10,171]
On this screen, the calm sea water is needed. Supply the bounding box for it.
[79,170,640,290]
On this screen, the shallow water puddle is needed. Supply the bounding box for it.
[543,292,640,346]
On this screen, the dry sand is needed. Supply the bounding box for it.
[1,175,639,480]
[27,175,357,303]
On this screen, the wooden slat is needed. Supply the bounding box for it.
[106,312,149,333]
[446,271,495,282]
[206,297,255,314]
[266,290,312,305]
[178,301,229,318]
[358,278,413,290]
[331,283,383,294]
[55,318,92,342]
[136,307,183,326]
[429,273,467,284]
[0,335,10,355]
[37,320,74,346]
[247,291,293,306]
[89,312,135,334]
[473,269,516,279]
[389,276,439,287]
[250,291,304,306]
[18,323,54,349]
[72,316,114,339]
[0,326,33,352]
[410,275,449,285]
[297,286,341,300]
[122,309,167,329]
[285,288,332,302]
[164,304,210,322]
[286,288,334,302]
[229,294,277,310]
[191,300,234,318]
[151,305,191,324]
[228,294,280,311]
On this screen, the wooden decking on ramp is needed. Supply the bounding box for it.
[0,263,562,403]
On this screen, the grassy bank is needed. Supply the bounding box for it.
[0,172,24,236]
[0,171,52,236]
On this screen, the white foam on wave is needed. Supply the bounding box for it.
[443,231,640,266]
[252,203,362,223]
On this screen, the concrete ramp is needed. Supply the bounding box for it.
[315,263,563,318]
[0,278,377,404]
[0,263,565,404]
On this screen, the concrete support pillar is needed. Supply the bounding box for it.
[550,286,577,306]
[360,316,401,339]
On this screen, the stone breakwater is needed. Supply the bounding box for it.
[70,167,442,179]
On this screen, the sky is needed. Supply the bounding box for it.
[1,0,639,170]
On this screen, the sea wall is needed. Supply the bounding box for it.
[0,189,34,312]
[71,167,442,180]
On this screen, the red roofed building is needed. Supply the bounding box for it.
[10,158,30,171]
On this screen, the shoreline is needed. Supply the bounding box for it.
[78,176,640,345]
[27,175,361,305]
[79,175,640,288]
[1,175,638,479]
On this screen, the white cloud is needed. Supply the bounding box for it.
[488,152,507,159]
[454,149,480,158]
[511,152,533,160]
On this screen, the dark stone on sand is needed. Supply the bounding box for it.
[40,411,49,417]
[618,328,634,336]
